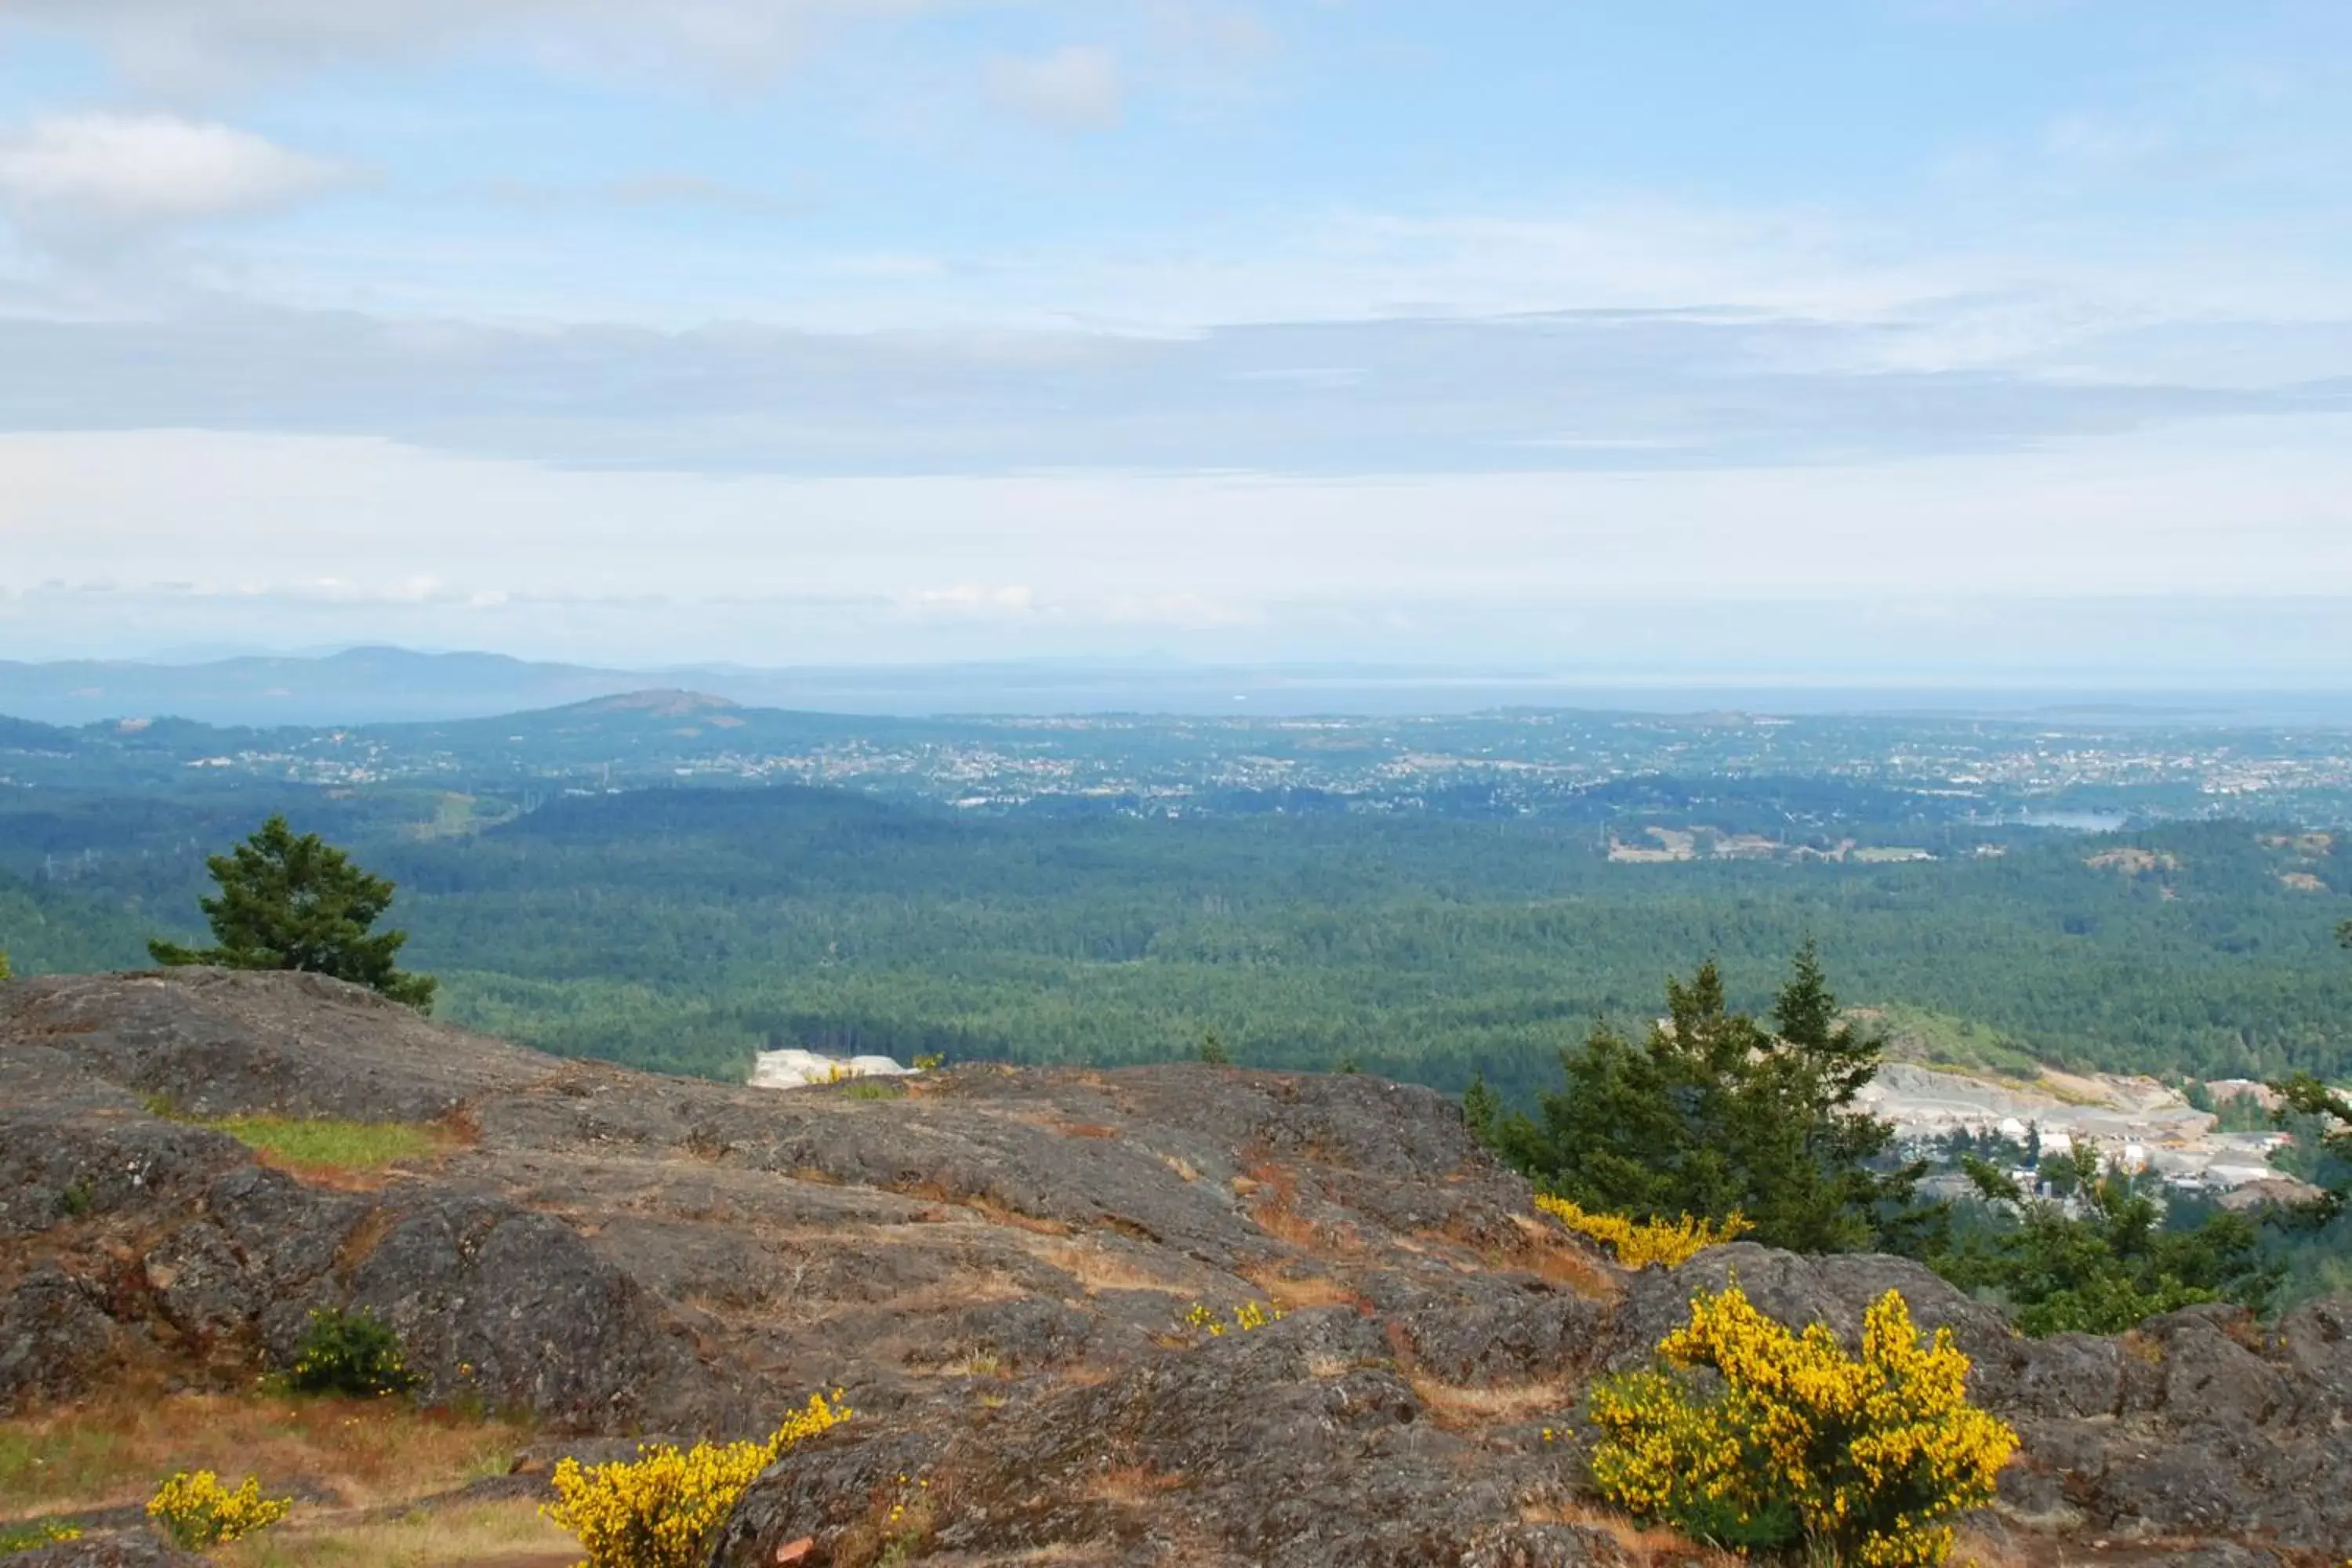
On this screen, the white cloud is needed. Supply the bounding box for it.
[984,46,1124,133]
[904,583,1038,618]
[2,0,974,93]
[6,420,2352,604]
[0,114,351,241]
[5,426,2352,670]
[896,583,1256,628]
[7,301,2340,479]
[473,171,817,218]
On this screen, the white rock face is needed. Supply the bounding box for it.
[1858,1060,2299,1194]
[749,1047,917,1089]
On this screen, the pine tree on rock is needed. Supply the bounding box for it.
[1491,942,1926,1254]
[149,815,437,1011]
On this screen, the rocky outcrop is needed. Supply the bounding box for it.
[5,967,2349,1565]
[1,975,720,1432]
[2,1537,206,1567]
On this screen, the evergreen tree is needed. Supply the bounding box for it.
[1935,1144,2275,1334]
[1490,944,1925,1253]
[1461,1072,1501,1146]
[2271,1073,2352,1222]
[150,815,437,1011]
[2267,927,2352,1221]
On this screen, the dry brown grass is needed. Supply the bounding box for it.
[880,1181,1073,1236]
[1044,1362,1118,1392]
[1044,1242,1191,1296]
[1083,1463,1185,1506]
[213,1497,575,1568]
[1240,1162,1363,1259]
[968,1196,1073,1237]
[1948,1524,2030,1568]
[1237,1265,1362,1312]
[828,1474,953,1568]
[934,1348,1011,1380]
[1501,1214,1620,1300]
[0,1385,531,1522]
[1515,1499,1743,1566]
[875,1266,1034,1317]
[1403,1373,1573,1432]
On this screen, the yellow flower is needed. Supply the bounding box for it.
[1532,1194,1751,1269]
[147,1471,293,1549]
[1584,1283,2016,1566]
[543,1391,851,1568]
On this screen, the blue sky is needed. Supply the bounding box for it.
[2,2,2350,678]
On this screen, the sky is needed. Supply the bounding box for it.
[2,2,2350,681]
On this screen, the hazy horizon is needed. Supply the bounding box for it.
[5,5,2352,676]
[8,641,2352,728]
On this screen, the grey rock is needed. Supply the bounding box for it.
[1,1533,207,1567]
[143,1223,264,1345]
[347,1194,724,1431]
[1,967,550,1122]
[1,1268,126,1413]
[7,967,2351,1561]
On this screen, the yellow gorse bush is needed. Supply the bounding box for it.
[1588,1283,2017,1566]
[543,1391,851,1568]
[1181,1299,1286,1336]
[145,1469,293,1549]
[1534,1193,1751,1269]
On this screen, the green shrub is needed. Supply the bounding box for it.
[0,1519,81,1554]
[543,1392,850,1568]
[287,1306,417,1398]
[146,1471,292,1549]
[1587,1281,2016,1566]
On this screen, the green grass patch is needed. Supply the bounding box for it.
[1867,1004,2047,1081]
[0,1422,130,1516]
[2,1390,531,1523]
[0,1518,83,1553]
[838,1080,906,1102]
[202,1116,447,1172]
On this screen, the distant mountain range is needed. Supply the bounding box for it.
[2,647,1517,725]
[5,646,2352,727]
[0,648,649,726]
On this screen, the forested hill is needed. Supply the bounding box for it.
[7,779,2318,1098]
[5,763,2347,1095]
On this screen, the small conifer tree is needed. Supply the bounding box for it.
[150,815,436,1011]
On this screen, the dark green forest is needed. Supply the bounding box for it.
[5,780,2349,1099]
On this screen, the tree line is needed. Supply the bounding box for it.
[1473,944,2347,1330]
[24,810,2350,1331]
